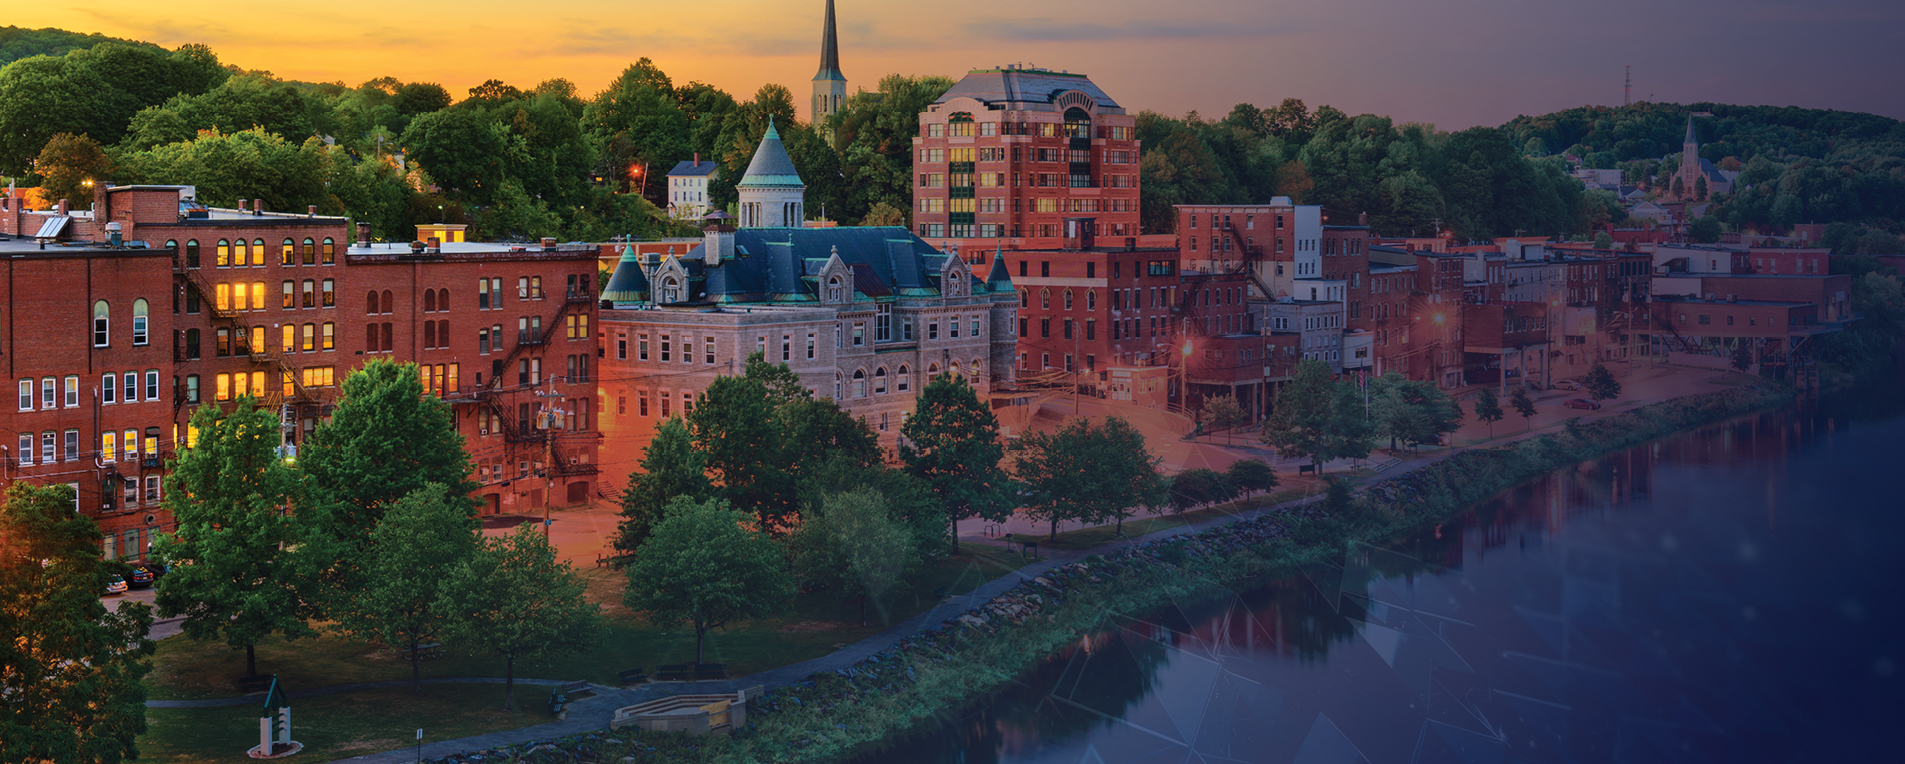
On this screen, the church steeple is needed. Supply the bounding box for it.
[811,0,847,127]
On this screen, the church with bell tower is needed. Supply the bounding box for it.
[811,0,847,126]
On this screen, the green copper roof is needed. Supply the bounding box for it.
[736,118,806,189]
[601,246,649,302]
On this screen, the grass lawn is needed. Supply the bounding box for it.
[138,685,539,764]
[1007,492,1297,552]
[146,544,1029,702]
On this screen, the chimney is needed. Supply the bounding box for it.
[540,237,557,251]
[1359,211,1368,226]
[356,222,371,247]
[693,152,699,165]
[56,199,68,215]
[253,201,263,216]
[427,236,441,254]
[238,199,248,212]
[703,224,736,264]
[410,240,426,255]
[307,205,318,217]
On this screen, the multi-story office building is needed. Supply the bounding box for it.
[912,66,1141,251]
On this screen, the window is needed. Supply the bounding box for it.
[853,322,865,346]
[18,379,31,411]
[283,281,297,309]
[92,301,110,346]
[101,432,116,463]
[64,376,78,407]
[216,239,231,267]
[322,238,335,264]
[853,369,867,398]
[874,367,888,394]
[302,324,316,352]
[928,320,939,341]
[303,280,316,308]
[65,430,78,461]
[950,315,961,338]
[15,433,30,466]
[185,239,200,268]
[41,377,54,409]
[131,299,150,345]
[322,322,334,350]
[146,370,159,400]
[302,238,317,265]
[897,365,911,392]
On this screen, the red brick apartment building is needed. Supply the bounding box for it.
[913,66,1140,253]
[1006,229,1274,416]
[0,186,598,560]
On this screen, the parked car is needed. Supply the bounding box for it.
[104,575,129,595]
[1565,398,1601,410]
[1553,379,1582,391]
[128,564,157,588]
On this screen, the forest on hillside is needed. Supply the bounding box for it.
[1,28,1900,250]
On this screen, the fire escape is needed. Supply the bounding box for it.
[175,265,327,414]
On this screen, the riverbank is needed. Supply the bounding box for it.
[413,380,1792,764]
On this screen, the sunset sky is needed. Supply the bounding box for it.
[14,0,1905,129]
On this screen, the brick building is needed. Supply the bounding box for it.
[0,186,601,559]
[912,66,1140,251]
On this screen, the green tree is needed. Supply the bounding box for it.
[798,454,947,561]
[1593,230,1616,250]
[152,400,311,677]
[1200,395,1248,444]
[438,525,603,710]
[0,42,227,174]
[1167,467,1234,514]
[115,127,328,211]
[1262,359,1373,472]
[624,497,793,664]
[1688,215,1722,243]
[789,488,917,626]
[1583,362,1622,401]
[1012,416,1164,539]
[331,484,478,693]
[900,372,1014,550]
[614,417,712,556]
[299,359,476,601]
[0,484,155,764]
[1474,388,1505,437]
[861,200,906,227]
[1225,459,1279,499]
[32,132,114,206]
[399,107,516,204]
[1510,386,1537,430]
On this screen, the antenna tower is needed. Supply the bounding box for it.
[1624,65,1631,106]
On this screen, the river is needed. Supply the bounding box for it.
[867,385,1905,763]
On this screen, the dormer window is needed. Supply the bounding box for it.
[828,276,844,303]
[661,277,681,304]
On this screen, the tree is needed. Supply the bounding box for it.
[0,484,155,764]
[687,366,787,529]
[1510,386,1537,430]
[861,201,906,227]
[300,359,476,598]
[900,372,1014,550]
[1167,468,1234,514]
[1262,359,1373,472]
[438,524,602,711]
[1012,417,1165,539]
[1226,459,1279,499]
[1583,362,1622,401]
[1688,216,1723,244]
[789,489,917,626]
[1593,231,1616,250]
[624,497,792,664]
[116,127,328,211]
[1474,388,1505,438]
[1200,395,1248,444]
[33,132,114,206]
[1731,341,1755,372]
[152,400,312,677]
[798,454,947,561]
[614,417,712,556]
[331,484,478,693]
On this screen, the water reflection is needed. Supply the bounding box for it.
[869,387,1905,763]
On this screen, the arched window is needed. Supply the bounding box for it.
[282,239,295,264]
[1063,107,1092,138]
[131,299,148,345]
[424,290,437,312]
[438,289,449,310]
[1086,291,1096,311]
[1020,292,1028,308]
[950,362,961,378]
[661,278,680,304]
[381,290,393,314]
[366,291,380,315]
[1064,289,1074,310]
[833,372,843,400]
[234,239,249,265]
[321,238,335,264]
[216,239,231,267]
[185,239,200,268]
[827,276,844,303]
[852,369,867,398]
[896,365,911,392]
[92,301,110,347]
[971,359,983,379]
[874,366,888,394]
[253,239,265,266]
[1040,289,1050,309]
[927,362,940,377]
[302,238,316,265]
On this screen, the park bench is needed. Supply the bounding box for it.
[617,667,648,686]
[692,663,728,681]
[1298,464,1316,476]
[400,642,446,660]
[655,664,693,682]
[558,680,591,695]
[236,674,276,694]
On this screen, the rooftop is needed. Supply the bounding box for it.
[935,67,1124,113]
[668,160,719,178]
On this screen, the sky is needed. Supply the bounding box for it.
[14,0,1905,129]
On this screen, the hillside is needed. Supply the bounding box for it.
[0,26,160,67]
[1501,102,1905,168]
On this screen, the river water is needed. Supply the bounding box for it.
[872,387,1905,763]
